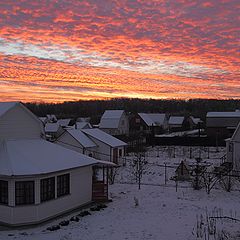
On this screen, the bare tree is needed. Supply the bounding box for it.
[202,169,219,194]
[108,167,119,185]
[130,152,148,190]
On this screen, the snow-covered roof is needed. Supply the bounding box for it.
[57,119,71,127]
[190,116,202,125]
[75,122,92,129]
[169,116,184,125]
[99,110,124,129]
[138,113,166,126]
[0,102,18,118]
[0,139,97,176]
[102,110,124,119]
[45,123,60,133]
[82,129,127,147]
[207,111,240,118]
[67,129,97,148]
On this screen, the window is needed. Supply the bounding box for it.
[57,174,70,197]
[40,177,55,202]
[136,118,140,123]
[15,181,34,205]
[0,180,8,205]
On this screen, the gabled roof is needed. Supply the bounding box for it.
[0,139,97,176]
[169,116,184,125]
[0,102,18,118]
[207,111,240,118]
[99,110,125,129]
[138,113,166,126]
[67,129,97,148]
[0,102,44,133]
[81,128,127,147]
[75,122,92,129]
[45,123,60,133]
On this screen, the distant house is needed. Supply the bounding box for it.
[99,110,129,136]
[57,118,72,128]
[39,117,47,125]
[190,116,203,128]
[82,128,127,164]
[206,110,240,140]
[45,122,64,141]
[46,114,57,123]
[168,116,194,132]
[226,122,240,171]
[168,116,184,131]
[0,102,109,226]
[56,129,98,157]
[130,113,168,135]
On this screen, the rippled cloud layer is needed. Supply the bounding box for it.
[0,0,239,102]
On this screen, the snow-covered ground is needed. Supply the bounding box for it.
[1,146,240,240]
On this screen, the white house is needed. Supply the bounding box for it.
[81,128,127,164]
[0,102,105,226]
[56,129,97,157]
[226,122,240,171]
[99,110,129,136]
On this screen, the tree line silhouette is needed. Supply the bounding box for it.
[25,98,240,124]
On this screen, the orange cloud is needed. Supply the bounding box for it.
[0,0,239,102]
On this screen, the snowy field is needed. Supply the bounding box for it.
[1,146,240,240]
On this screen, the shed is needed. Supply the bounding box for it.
[175,160,191,181]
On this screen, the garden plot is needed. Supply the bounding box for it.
[117,146,226,186]
[1,146,240,240]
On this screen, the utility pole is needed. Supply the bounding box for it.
[164,162,167,185]
[194,157,202,190]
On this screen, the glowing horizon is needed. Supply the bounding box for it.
[0,0,239,103]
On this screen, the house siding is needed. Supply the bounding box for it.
[0,167,93,226]
[56,131,85,154]
[207,117,240,128]
[0,105,43,140]
[56,132,97,157]
[86,136,112,162]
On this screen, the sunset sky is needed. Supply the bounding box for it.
[0,0,239,102]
